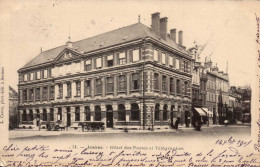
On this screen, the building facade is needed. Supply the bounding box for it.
[189,45,209,125]
[17,13,192,130]
[205,62,229,124]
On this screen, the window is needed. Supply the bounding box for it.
[30,72,34,81]
[43,70,48,79]
[170,77,174,93]
[58,108,62,120]
[22,90,27,102]
[76,81,81,96]
[29,110,33,121]
[84,80,91,96]
[118,104,126,121]
[107,55,113,67]
[207,92,209,101]
[50,108,54,121]
[43,87,48,100]
[95,79,102,95]
[163,105,168,121]
[49,68,52,77]
[50,86,54,99]
[131,103,139,121]
[184,81,188,96]
[169,56,173,66]
[95,57,102,69]
[131,73,139,90]
[162,75,167,92]
[155,104,160,121]
[67,82,71,98]
[23,74,27,82]
[85,59,92,71]
[75,107,80,121]
[29,89,34,101]
[85,106,91,121]
[162,53,166,64]
[58,84,63,98]
[36,88,40,100]
[22,110,27,122]
[119,52,126,65]
[43,109,47,121]
[177,79,181,94]
[36,71,41,80]
[154,73,159,90]
[106,77,114,93]
[176,59,180,69]
[118,75,126,92]
[154,50,159,62]
[94,106,101,121]
[132,49,140,62]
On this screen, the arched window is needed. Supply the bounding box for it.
[106,105,113,112]
[155,104,160,121]
[131,103,139,121]
[95,106,101,121]
[43,109,47,121]
[118,104,126,121]
[50,108,54,121]
[29,110,33,121]
[58,108,62,120]
[163,105,168,121]
[85,106,91,121]
[22,110,27,122]
[75,107,80,121]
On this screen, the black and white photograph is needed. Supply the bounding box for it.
[0,0,259,166]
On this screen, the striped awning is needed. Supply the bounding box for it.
[194,108,207,116]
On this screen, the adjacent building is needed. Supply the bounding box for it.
[9,86,19,129]
[17,13,193,130]
[204,61,229,124]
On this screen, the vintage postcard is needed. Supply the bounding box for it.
[0,0,260,166]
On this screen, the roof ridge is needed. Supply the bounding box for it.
[72,22,140,44]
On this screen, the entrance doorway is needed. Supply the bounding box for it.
[67,107,71,127]
[106,112,113,128]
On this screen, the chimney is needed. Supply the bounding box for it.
[159,17,168,40]
[170,29,177,42]
[178,30,183,46]
[151,12,160,36]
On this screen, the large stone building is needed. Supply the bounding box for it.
[204,61,229,124]
[17,13,192,130]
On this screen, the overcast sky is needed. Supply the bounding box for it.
[0,0,259,91]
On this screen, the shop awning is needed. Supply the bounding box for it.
[194,108,207,116]
[202,108,213,117]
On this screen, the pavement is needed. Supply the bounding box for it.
[9,124,250,139]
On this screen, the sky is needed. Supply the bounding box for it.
[0,0,259,91]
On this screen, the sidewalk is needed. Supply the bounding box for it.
[9,124,232,139]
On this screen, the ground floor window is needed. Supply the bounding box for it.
[50,108,54,121]
[29,110,33,121]
[85,106,91,121]
[118,104,126,121]
[95,106,101,121]
[58,108,62,120]
[75,107,80,121]
[131,103,139,121]
[155,104,160,121]
[43,109,47,121]
[22,110,26,122]
[163,105,168,121]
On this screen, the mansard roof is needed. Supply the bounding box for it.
[21,22,189,70]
